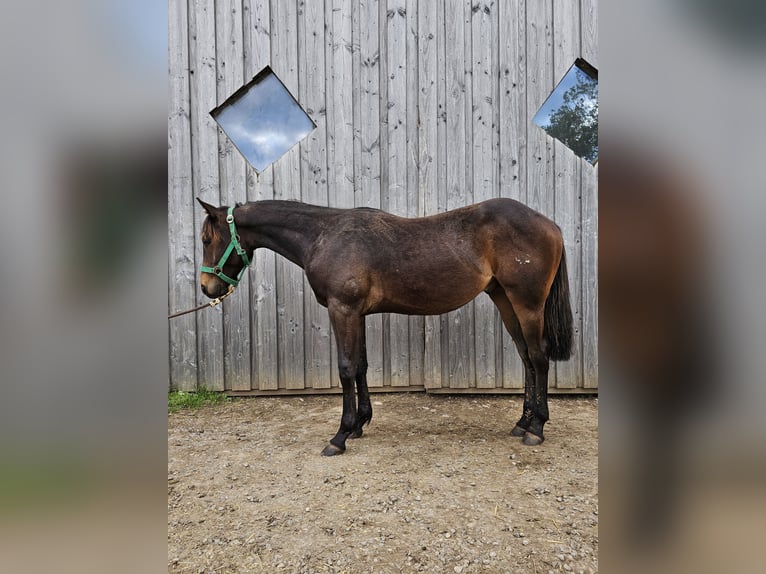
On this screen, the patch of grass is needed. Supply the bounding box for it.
[168,388,229,413]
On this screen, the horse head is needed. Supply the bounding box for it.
[197,198,250,299]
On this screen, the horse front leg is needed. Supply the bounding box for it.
[350,318,372,439]
[321,304,363,456]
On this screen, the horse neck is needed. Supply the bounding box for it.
[237,201,331,269]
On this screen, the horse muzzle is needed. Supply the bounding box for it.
[200,275,229,299]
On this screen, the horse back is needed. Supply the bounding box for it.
[304,199,562,315]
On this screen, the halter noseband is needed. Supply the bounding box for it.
[200,207,251,287]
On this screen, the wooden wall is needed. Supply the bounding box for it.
[169,0,598,394]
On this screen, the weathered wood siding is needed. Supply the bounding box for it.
[168,0,598,394]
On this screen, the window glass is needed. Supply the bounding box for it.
[211,67,316,173]
[533,59,598,164]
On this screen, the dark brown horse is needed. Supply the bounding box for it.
[197,198,573,455]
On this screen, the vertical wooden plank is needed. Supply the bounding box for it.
[419,0,441,390]
[526,0,555,389]
[188,0,225,391]
[435,0,450,390]
[271,0,306,390]
[580,0,598,389]
[242,0,270,101]
[351,0,363,212]
[491,0,503,388]
[356,0,385,388]
[327,0,355,214]
[243,0,278,391]
[323,0,339,388]
[386,0,410,388]
[526,0,554,214]
[378,0,392,389]
[462,0,478,390]
[215,0,251,391]
[350,0,361,390]
[471,1,497,389]
[444,0,475,390]
[552,0,583,389]
[406,0,424,388]
[581,165,597,389]
[501,0,529,198]
[580,0,598,68]
[432,2,449,390]
[300,0,332,390]
[250,168,280,392]
[325,0,355,390]
[498,0,526,390]
[168,0,198,392]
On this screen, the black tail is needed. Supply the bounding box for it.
[544,250,574,361]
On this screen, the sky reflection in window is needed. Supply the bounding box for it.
[533,59,598,164]
[211,67,316,173]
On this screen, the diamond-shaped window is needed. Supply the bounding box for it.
[211,66,316,173]
[533,58,598,164]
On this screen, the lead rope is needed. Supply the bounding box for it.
[168,285,235,320]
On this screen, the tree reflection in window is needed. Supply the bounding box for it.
[533,59,598,164]
[211,67,316,173]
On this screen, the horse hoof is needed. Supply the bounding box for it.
[522,432,544,446]
[511,425,527,437]
[321,444,345,456]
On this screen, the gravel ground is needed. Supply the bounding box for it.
[168,393,598,573]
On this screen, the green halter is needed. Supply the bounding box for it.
[199,207,251,287]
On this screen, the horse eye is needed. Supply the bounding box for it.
[202,238,211,246]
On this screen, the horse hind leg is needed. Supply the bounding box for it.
[488,288,537,438]
[491,283,551,445]
[512,305,550,446]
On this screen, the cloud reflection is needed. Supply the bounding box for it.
[212,71,315,172]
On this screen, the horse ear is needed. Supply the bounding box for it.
[197,198,219,218]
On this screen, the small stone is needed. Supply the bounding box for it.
[454,567,463,574]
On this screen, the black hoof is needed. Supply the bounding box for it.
[522,432,544,446]
[321,443,345,456]
[511,425,527,437]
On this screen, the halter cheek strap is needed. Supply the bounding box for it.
[200,207,251,287]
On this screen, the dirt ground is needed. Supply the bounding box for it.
[168,393,598,573]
